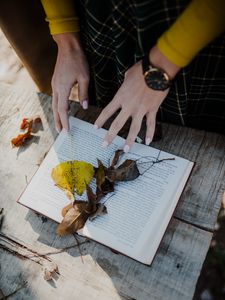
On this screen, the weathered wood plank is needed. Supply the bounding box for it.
[0,219,212,300]
[0,82,221,299]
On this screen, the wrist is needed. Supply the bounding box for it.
[149,45,181,79]
[53,32,82,53]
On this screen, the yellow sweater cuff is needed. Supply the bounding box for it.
[157,0,225,67]
[41,0,80,35]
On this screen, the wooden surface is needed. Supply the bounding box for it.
[0,83,224,300]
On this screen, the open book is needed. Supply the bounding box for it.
[18,116,194,265]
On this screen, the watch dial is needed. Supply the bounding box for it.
[145,70,170,91]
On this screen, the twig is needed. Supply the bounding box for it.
[140,156,175,176]
[0,208,4,231]
[72,234,84,263]
[27,241,88,258]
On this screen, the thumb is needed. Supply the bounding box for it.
[78,77,89,110]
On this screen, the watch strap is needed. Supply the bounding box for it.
[142,54,150,74]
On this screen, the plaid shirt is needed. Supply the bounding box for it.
[75,0,225,134]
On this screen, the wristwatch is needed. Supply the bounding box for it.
[142,55,171,91]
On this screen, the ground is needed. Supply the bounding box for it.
[0,29,224,300]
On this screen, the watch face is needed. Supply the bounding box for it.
[144,68,170,91]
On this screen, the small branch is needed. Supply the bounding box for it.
[140,157,175,176]
[73,234,85,264]
[27,241,88,258]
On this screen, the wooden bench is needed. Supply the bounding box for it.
[0,82,224,300]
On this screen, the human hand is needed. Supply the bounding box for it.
[52,33,90,132]
[94,46,180,152]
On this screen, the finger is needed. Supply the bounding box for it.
[94,99,121,129]
[102,110,129,147]
[145,112,156,145]
[58,91,70,131]
[123,114,143,152]
[78,77,89,110]
[52,92,62,133]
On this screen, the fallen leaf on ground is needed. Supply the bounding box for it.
[11,131,33,147]
[11,115,42,147]
[20,115,43,133]
[43,263,59,281]
[51,161,94,197]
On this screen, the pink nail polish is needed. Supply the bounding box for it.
[82,100,88,110]
[102,140,109,148]
[123,145,130,153]
[145,137,152,145]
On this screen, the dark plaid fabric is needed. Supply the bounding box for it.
[75,0,225,134]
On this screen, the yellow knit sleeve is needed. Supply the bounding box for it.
[40,0,79,35]
[157,0,225,67]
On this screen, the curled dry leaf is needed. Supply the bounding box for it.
[11,115,43,147]
[96,159,114,201]
[11,131,33,147]
[20,115,43,133]
[89,203,107,221]
[57,185,98,235]
[110,149,123,168]
[106,159,140,182]
[43,263,59,281]
[51,161,94,197]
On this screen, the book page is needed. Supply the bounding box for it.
[18,116,193,264]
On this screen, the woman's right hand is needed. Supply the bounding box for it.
[52,32,90,132]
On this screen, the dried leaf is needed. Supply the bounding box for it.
[20,115,43,133]
[96,159,114,200]
[89,203,107,221]
[110,149,123,168]
[11,131,33,147]
[57,202,89,235]
[20,118,30,130]
[11,115,42,148]
[43,263,59,281]
[57,185,97,235]
[106,159,140,182]
[51,161,94,196]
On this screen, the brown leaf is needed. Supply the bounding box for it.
[11,115,42,148]
[96,159,114,201]
[106,159,140,182]
[57,185,97,235]
[20,115,43,133]
[43,263,59,281]
[57,202,90,235]
[89,203,107,221]
[110,149,123,168]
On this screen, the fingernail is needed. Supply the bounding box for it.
[123,145,130,153]
[102,140,109,148]
[145,137,152,145]
[61,128,69,135]
[82,100,88,110]
[93,124,98,130]
[56,127,60,133]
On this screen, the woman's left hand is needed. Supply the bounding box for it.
[94,60,169,152]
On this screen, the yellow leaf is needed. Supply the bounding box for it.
[51,160,94,196]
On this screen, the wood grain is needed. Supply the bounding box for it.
[0,83,223,299]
